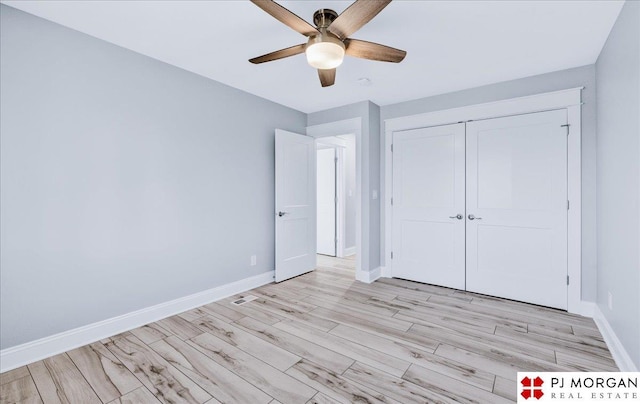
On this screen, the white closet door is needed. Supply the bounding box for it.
[466,110,568,309]
[392,123,466,289]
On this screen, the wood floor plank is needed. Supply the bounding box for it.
[313,276,405,302]
[234,316,355,374]
[329,324,495,392]
[244,292,318,314]
[466,293,597,329]
[202,302,246,322]
[394,308,497,335]
[210,300,286,326]
[285,360,399,404]
[156,315,203,340]
[0,375,42,404]
[246,298,340,332]
[250,288,318,312]
[191,315,300,371]
[67,342,142,403]
[332,315,441,354]
[187,332,317,404]
[306,392,342,404]
[303,294,399,318]
[405,317,557,363]
[426,294,573,333]
[494,325,616,367]
[555,350,618,372]
[493,376,517,402]
[365,295,430,312]
[433,343,562,381]
[395,296,528,333]
[402,363,513,404]
[104,333,211,404]
[256,283,310,302]
[28,354,101,404]
[342,362,455,404]
[178,307,216,322]
[0,366,30,386]
[106,387,161,404]
[527,323,610,350]
[149,336,272,404]
[273,320,410,378]
[129,323,173,345]
[377,278,464,298]
[298,281,400,305]
[572,324,606,340]
[310,306,412,332]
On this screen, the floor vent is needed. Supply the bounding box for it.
[230,295,257,306]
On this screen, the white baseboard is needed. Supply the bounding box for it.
[380,266,392,278]
[574,301,596,317]
[343,246,356,256]
[0,271,275,373]
[593,304,638,372]
[355,267,381,284]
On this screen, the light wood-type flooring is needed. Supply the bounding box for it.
[1,255,617,404]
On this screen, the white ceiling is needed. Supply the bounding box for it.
[3,0,624,113]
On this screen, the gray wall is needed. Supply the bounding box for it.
[380,65,598,302]
[596,0,640,369]
[308,101,382,272]
[0,5,306,349]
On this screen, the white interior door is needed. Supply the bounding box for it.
[466,110,568,309]
[317,147,336,256]
[275,129,316,282]
[392,123,466,289]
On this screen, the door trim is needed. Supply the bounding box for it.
[382,87,584,314]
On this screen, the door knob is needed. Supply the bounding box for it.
[468,214,482,220]
[278,211,288,217]
[449,214,463,220]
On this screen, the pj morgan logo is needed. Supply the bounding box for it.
[521,376,545,400]
[517,372,639,403]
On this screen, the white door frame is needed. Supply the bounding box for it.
[307,118,363,279]
[317,138,347,257]
[382,87,585,314]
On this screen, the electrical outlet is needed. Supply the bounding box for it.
[250,255,257,266]
[608,292,613,310]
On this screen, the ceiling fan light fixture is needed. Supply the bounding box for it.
[305,34,345,69]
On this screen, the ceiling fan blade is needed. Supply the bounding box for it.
[318,68,336,87]
[249,44,306,64]
[328,0,391,39]
[344,38,406,63]
[251,0,319,37]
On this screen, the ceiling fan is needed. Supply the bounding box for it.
[249,0,406,87]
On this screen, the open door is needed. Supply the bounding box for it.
[275,129,317,282]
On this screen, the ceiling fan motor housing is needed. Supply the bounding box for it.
[313,9,339,28]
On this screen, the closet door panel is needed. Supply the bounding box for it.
[391,123,466,289]
[466,110,568,309]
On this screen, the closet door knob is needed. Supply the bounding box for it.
[468,214,482,220]
[449,214,463,220]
